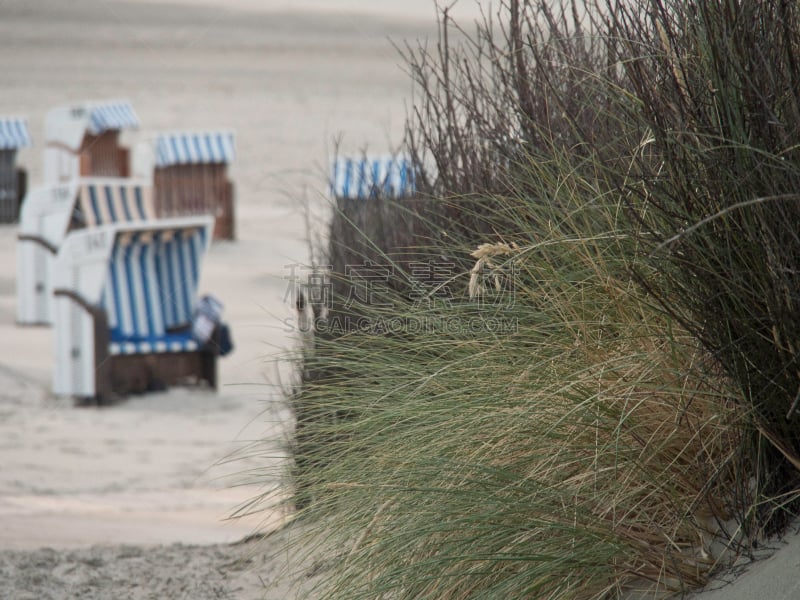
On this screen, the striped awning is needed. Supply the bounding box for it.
[76,181,154,227]
[0,117,31,150]
[331,155,416,199]
[154,131,236,167]
[102,225,208,355]
[86,101,140,135]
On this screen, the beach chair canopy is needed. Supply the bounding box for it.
[18,178,153,249]
[54,216,212,356]
[331,155,416,200]
[45,99,140,151]
[0,117,32,150]
[154,130,236,167]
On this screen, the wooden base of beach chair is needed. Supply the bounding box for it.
[96,351,217,402]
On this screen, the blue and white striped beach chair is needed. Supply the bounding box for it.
[17,178,154,325]
[330,155,416,200]
[52,215,226,401]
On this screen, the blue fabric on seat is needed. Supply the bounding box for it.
[101,226,207,357]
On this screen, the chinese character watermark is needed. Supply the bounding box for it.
[344,261,394,308]
[283,256,520,336]
[409,261,455,308]
[284,263,332,309]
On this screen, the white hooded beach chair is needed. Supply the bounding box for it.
[16,178,154,325]
[330,154,416,200]
[52,215,223,402]
[44,99,139,184]
[0,116,32,222]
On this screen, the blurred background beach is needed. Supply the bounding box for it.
[0,0,478,553]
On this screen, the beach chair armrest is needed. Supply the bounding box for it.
[17,233,59,255]
[53,288,102,318]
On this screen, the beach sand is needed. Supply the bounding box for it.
[0,1,799,598]
[0,0,433,595]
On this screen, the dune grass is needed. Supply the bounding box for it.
[271,0,800,597]
[607,0,800,526]
[288,160,750,597]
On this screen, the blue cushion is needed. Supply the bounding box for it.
[108,330,198,356]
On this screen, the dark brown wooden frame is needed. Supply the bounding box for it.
[153,164,235,240]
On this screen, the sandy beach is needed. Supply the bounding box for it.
[0,0,440,596]
[1,0,800,598]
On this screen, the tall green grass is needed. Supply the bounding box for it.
[270,0,800,596]
[289,179,748,598]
